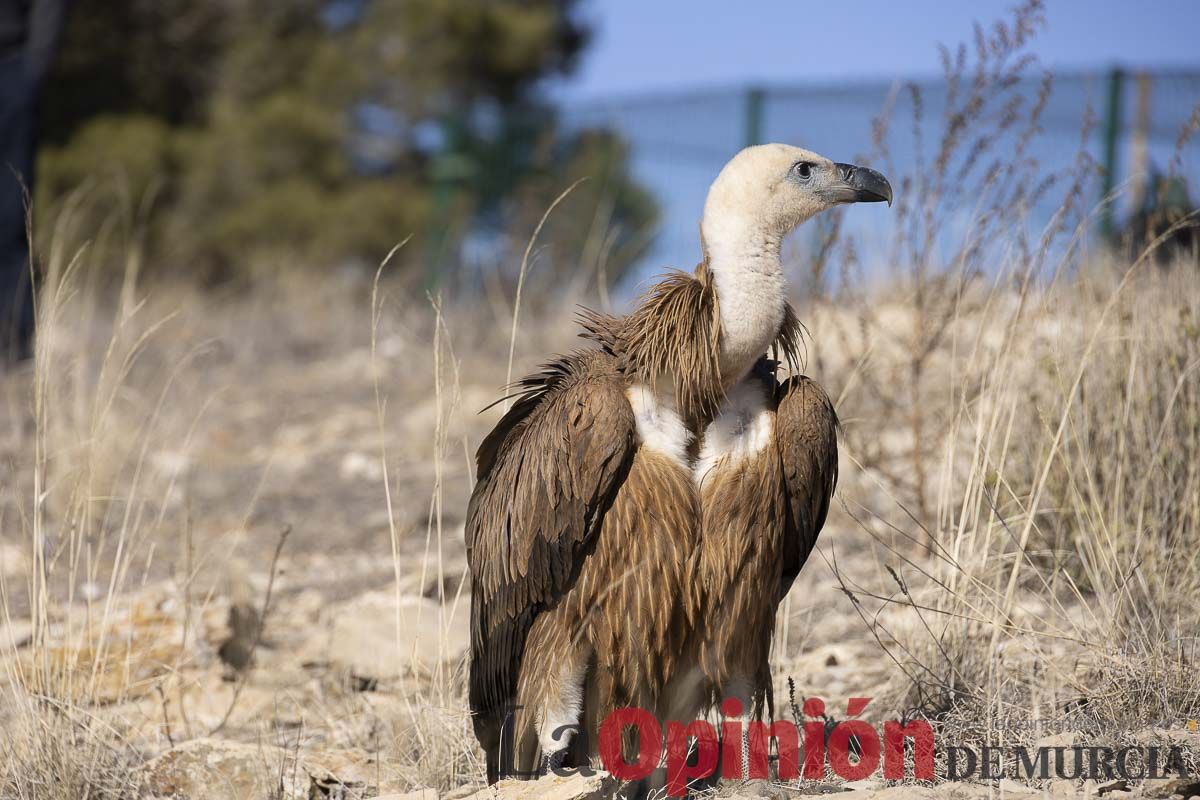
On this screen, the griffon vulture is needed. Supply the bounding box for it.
[466,144,892,782]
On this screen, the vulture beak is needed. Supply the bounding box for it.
[828,163,893,206]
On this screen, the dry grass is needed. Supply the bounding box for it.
[820,256,1200,750]
[0,205,586,796]
[796,0,1200,767]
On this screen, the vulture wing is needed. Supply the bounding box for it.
[466,351,636,743]
[775,375,839,602]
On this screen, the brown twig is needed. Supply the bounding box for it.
[156,684,175,747]
[208,524,292,736]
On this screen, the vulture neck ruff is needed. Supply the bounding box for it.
[702,211,788,386]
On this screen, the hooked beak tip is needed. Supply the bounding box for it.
[834,162,893,207]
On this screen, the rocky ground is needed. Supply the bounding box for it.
[0,270,1197,799]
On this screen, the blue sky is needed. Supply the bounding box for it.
[558,0,1200,99]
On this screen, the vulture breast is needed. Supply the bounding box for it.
[694,374,792,692]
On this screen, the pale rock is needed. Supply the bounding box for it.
[16,589,185,703]
[794,785,975,800]
[339,450,383,482]
[135,738,290,800]
[888,785,1038,800]
[305,747,404,795]
[1144,776,1200,798]
[461,772,614,800]
[0,541,29,578]
[136,738,404,800]
[0,619,31,652]
[301,589,468,681]
[375,791,439,800]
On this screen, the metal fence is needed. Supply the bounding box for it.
[563,69,1200,279]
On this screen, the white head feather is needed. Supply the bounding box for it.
[699,144,890,383]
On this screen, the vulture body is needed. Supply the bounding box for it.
[466,144,891,782]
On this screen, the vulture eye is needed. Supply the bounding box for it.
[793,161,814,180]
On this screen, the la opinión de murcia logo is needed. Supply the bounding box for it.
[495,696,1194,797]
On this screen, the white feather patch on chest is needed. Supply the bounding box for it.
[695,379,775,487]
[626,383,692,469]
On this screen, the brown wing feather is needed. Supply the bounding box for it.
[578,264,722,430]
[466,350,636,746]
[774,375,839,601]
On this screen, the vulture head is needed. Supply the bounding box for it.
[702,143,892,242]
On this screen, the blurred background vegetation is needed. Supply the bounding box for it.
[35,0,656,285]
[30,0,1200,297]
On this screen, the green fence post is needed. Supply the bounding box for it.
[1100,67,1125,243]
[744,86,765,148]
[426,113,470,290]
[426,158,453,291]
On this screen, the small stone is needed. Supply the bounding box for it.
[461,772,614,800]
[303,748,399,794]
[300,590,468,682]
[1146,777,1200,799]
[135,738,286,800]
[136,739,402,800]
[0,542,29,578]
[0,620,32,650]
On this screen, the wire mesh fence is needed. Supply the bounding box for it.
[562,69,1200,280]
